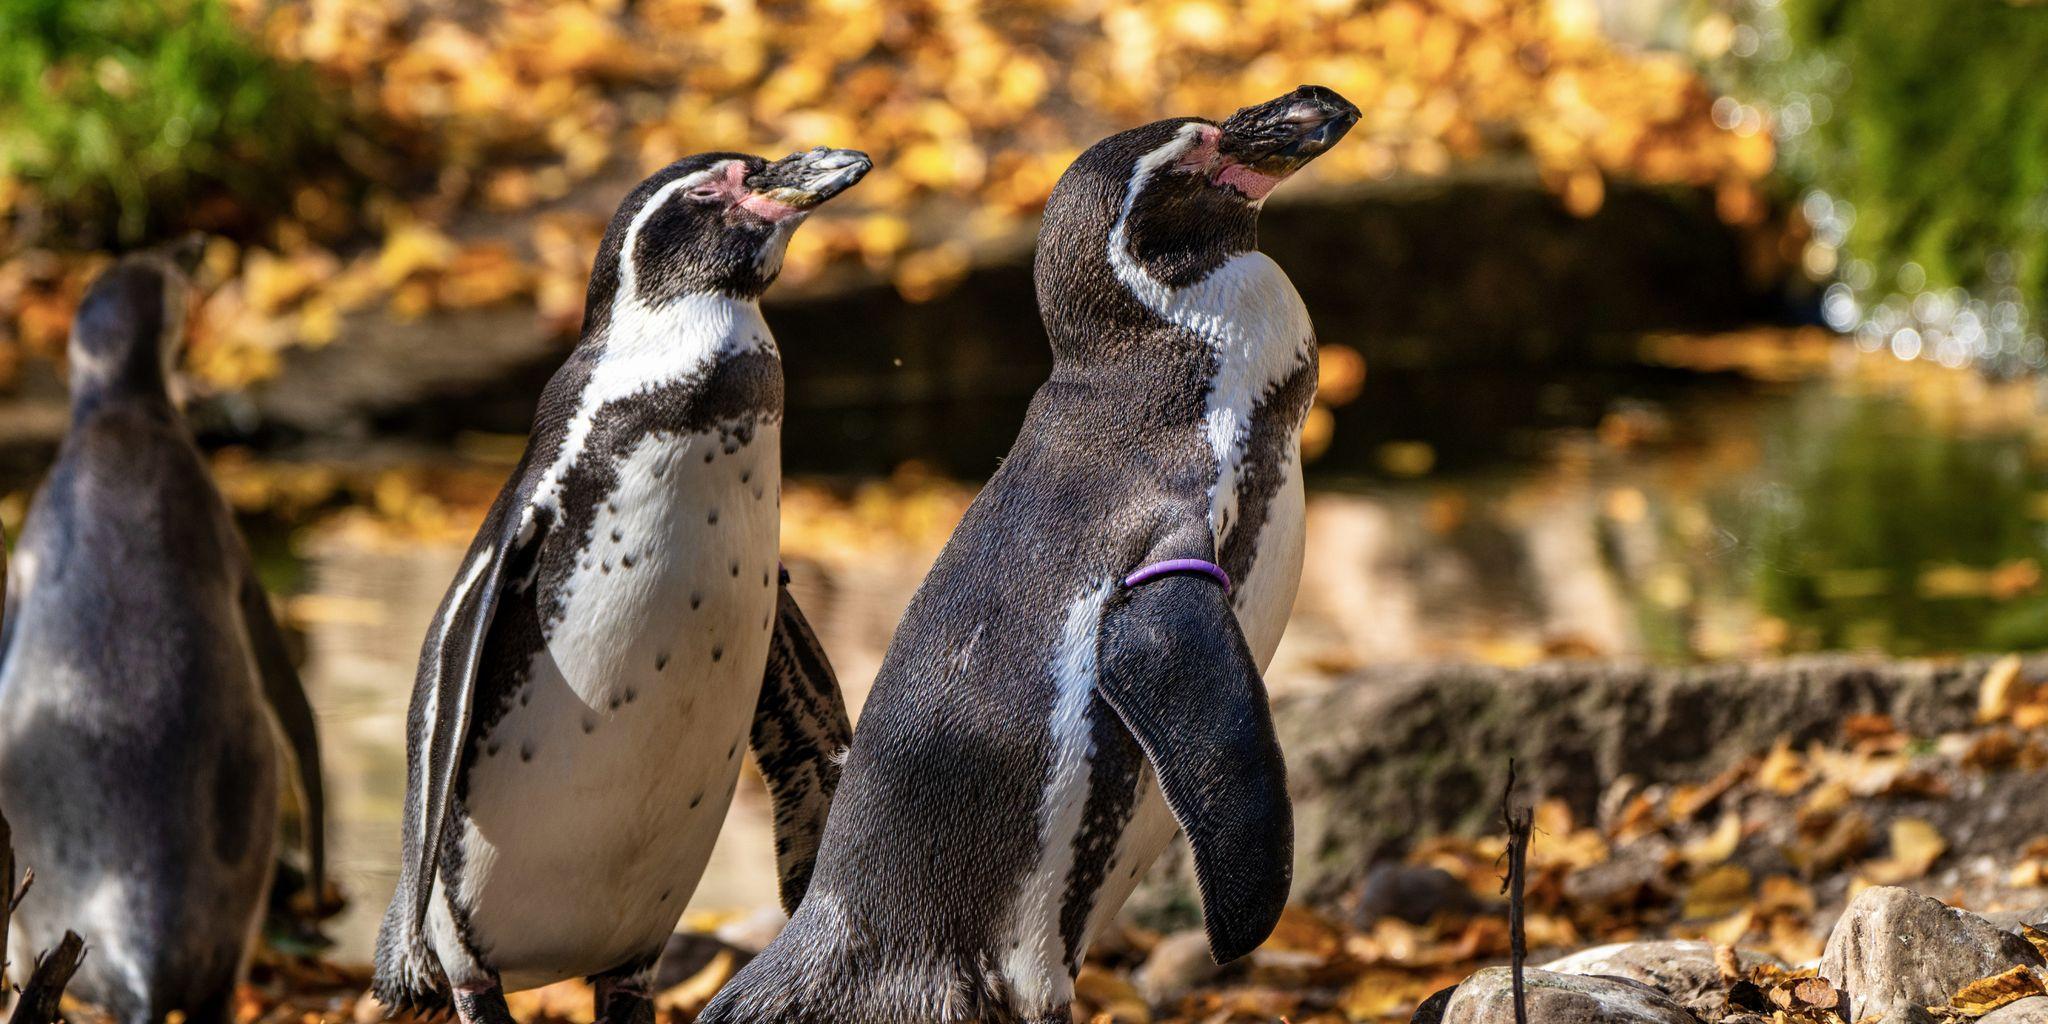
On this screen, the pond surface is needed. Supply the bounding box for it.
[239,338,2048,960]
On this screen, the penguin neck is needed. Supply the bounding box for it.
[66,337,177,423]
[1050,245,1312,412]
[591,288,773,373]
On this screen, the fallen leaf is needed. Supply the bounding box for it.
[1980,655,2027,724]
[1684,864,1753,920]
[1862,818,1949,885]
[1951,966,2046,1015]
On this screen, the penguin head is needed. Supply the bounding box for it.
[1034,86,1358,341]
[67,237,203,403]
[585,147,871,326]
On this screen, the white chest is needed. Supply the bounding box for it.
[432,289,787,987]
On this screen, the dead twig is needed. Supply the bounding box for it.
[1500,759,1534,1024]
[14,930,86,1024]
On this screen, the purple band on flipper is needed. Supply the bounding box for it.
[1122,558,1232,594]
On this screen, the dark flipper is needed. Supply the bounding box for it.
[1095,574,1292,964]
[240,568,328,905]
[376,499,545,1000]
[749,583,853,915]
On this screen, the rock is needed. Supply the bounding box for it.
[1128,655,2048,928]
[1271,655,2010,905]
[1136,930,1222,1008]
[1983,997,2048,1024]
[1412,983,1460,1024]
[1355,864,1491,927]
[1818,886,2045,1019]
[1542,941,1784,1015]
[1562,841,1676,912]
[1441,967,1697,1024]
[713,904,787,953]
[1875,1008,1937,1024]
[1981,905,2048,935]
[651,932,756,990]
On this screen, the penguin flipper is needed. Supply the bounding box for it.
[751,583,853,915]
[1096,574,1291,965]
[241,568,329,905]
[386,500,541,987]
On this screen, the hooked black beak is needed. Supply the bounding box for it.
[1218,85,1361,174]
[744,147,873,210]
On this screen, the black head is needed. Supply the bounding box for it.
[1033,86,1358,349]
[67,237,203,404]
[581,147,871,337]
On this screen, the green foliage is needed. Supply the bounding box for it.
[0,0,339,244]
[1794,0,2048,304]
[1769,0,2048,308]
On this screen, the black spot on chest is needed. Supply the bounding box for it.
[458,348,783,781]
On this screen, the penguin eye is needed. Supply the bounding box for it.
[687,185,724,202]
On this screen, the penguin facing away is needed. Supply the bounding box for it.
[697,87,1360,1024]
[0,246,329,1024]
[372,147,867,1024]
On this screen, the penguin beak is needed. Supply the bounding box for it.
[740,147,873,219]
[1216,85,1361,180]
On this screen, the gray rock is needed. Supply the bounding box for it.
[651,933,754,990]
[1562,841,1676,911]
[1135,930,1222,1008]
[1983,997,2048,1024]
[1133,656,2048,927]
[1981,906,2048,936]
[713,904,787,953]
[1818,886,2045,1019]
[1273,655,2005,905]
[1876,1007,1937,1024]
[1542,941,1783,1015]
[1356,864,1490,927]
[1442,967,1697,1024]
[1413,984,1461,1024]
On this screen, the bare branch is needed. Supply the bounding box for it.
[1500,759,1533,1024]
[14,930,87,1024]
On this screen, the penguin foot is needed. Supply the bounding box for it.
[451,983,516,1024]
[593,970,655,1024]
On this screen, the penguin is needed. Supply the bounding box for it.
[0,244,329,1024]
[371,147,867,1024]
[697,86,1360,1024]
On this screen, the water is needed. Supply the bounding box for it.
[240,341,2048,960]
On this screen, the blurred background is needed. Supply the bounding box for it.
[4,0,2047,990]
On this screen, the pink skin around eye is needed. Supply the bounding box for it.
[725,161,811,222]
[1213,161,1286,199]
[1180,124,1288,200]
[737,193,808,222]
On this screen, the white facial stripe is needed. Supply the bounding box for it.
[616,165,727,299]
[1106,123,1207,310]
[1004,582,1111,1014]
[1105,128,1315,552]
[522,160,774,534]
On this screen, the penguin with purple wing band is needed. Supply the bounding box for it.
[699,86,1359,1024]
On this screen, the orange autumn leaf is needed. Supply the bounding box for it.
[1951,967,2047,1015]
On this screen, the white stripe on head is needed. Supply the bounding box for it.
[1102,127,1315,554]
[521,159,776,530]
[617,163,730,299]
